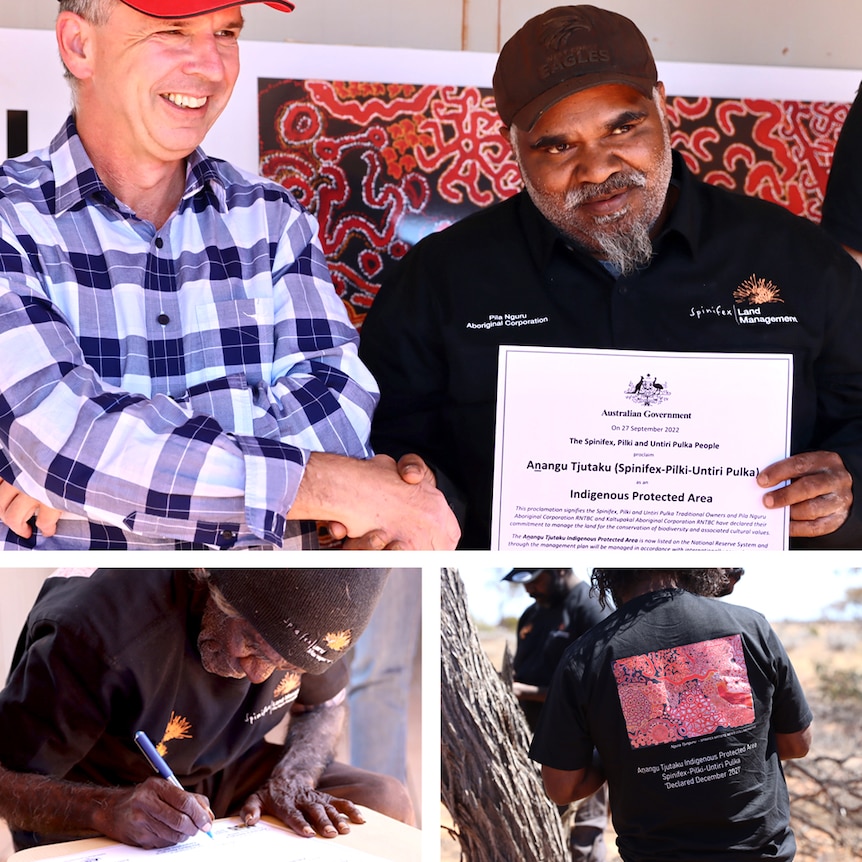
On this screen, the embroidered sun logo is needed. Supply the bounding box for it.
[733,274,784,305]
[324,630,353,652]
[275,672,302,697]
[157,712,192,756]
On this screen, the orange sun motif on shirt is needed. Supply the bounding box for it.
[733,274,784,305]
[275,672,302,697]
[157,712,192,756]
[324,630,352,652]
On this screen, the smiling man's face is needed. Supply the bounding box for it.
[74,1,243,168]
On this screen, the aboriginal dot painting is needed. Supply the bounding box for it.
[612,634,756,750]
[258,80,848,327]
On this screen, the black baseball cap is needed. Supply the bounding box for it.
[502,569,545,584]
[493,5,658,130]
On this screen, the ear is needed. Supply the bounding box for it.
[56,11,96,83]
[499,124,511,145]
[655,81,668,114]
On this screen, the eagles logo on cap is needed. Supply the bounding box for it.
[493,5,658,130]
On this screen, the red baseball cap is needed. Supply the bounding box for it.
[86,0,295,16]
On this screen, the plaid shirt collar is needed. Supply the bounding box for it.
[49,114,228,217]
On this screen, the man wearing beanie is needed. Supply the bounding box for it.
[0,0,458,551]
[0,567,414,850]
[361,4,862,549]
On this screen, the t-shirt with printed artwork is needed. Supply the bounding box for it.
[530,588,812,862]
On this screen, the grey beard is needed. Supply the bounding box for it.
[525,170,657,277]
[590,214,654,277]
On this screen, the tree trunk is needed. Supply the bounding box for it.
[441,567,570,862]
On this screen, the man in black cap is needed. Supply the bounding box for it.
[0,567,412,850]
[360,4,862,549]
[504,567,609,860]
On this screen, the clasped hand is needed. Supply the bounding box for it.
[331,453,460,550]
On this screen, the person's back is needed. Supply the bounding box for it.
[531,588,812,861]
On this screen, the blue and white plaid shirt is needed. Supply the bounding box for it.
[0,117,378,549]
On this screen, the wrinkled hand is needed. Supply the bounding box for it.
[0,477,62,539]
[758,451,852,537]
[334,454,440,550]
[94,777,213,849]
[241,778,365,838]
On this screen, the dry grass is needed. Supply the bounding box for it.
[774,621,862,862]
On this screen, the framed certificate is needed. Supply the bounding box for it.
[491,347,793,551]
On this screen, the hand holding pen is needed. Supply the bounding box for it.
[129,730,215,843]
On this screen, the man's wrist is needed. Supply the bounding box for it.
[288,452,354,523]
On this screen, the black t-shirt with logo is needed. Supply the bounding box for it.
[0,569,347,792]
[530,589,812,861]
[362,151,862,548]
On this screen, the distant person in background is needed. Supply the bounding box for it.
[531,567,812,862]
[822,83,862,267]
[504,567,609,862]
[348,570,421,796]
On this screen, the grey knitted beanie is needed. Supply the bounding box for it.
[205,568,390,673]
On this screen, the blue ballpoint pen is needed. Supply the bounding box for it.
[134,730,214,839]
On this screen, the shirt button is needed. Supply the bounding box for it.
[618,284,629,295]
[154,237,164,249]
[157,313,170,325]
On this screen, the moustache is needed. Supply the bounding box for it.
[567,172,648,207]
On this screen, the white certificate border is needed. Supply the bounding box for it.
[491,347,794,551]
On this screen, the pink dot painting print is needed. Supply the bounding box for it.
[613,634,756,749]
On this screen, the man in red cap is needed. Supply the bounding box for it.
[531,567,811,860]
[0,0,458,551]
[361,4,862,550]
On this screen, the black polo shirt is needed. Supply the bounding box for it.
[361,151,862,548]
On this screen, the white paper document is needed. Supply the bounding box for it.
[46,820,389,862]
[491,347,793,551]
